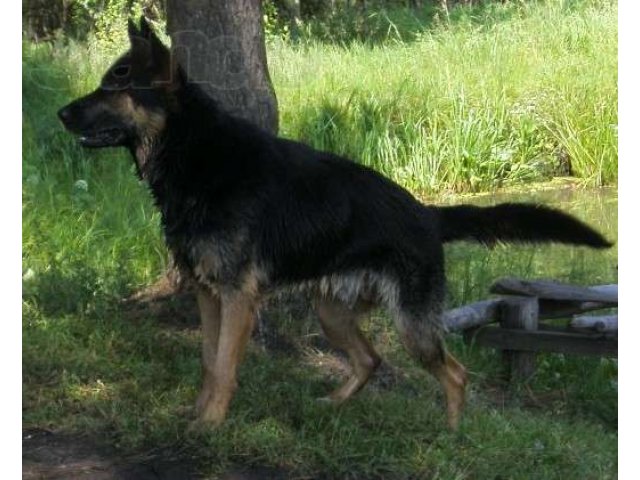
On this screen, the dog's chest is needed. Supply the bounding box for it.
[167,230,263,293]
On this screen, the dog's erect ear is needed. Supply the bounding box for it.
[128,16,180,91]
[128,17,150,61]
[132,17,169,68]
[128,18,141,40]
[139,16,152,37]
[128,16,153,41]
[147,22,169,64]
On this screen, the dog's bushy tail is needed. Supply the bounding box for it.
[437,203,612,248]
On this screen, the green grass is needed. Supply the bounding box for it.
[23,0,617,477]
[24,312,618,478]
[271,0,617,192]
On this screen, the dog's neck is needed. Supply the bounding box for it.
[131,134,162,180]
[129,80,271,219]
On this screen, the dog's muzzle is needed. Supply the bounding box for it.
[58,102,128,149]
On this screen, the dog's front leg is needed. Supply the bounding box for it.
[198,290,257,426]
[195,288,221,415]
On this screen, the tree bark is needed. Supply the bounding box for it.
[500,296,539,383]
[162,1,279,284]
[165,0,279,133]
[443,299,503,332]
[133,1,279,337]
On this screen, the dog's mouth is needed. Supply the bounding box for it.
[77,128,128,148]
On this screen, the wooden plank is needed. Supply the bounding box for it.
[444,298,613,327]
[464,326,618,357]
[535,322,617,338]
[490,278,617,304]
[538,299,614,319]
[500,296,539,381]
[570,314,618,333]
[443,299,503,332]
[536,322,618,338]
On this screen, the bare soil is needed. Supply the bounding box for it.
[22,428,199,480]
[22,428,297,480]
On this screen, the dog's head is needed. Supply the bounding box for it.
[58,17,180,149]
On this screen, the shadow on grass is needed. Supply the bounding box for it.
[23,260,617,479]
[292,0,558,46]
[23,427,202,480]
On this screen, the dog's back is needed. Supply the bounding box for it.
[58,17,612,430]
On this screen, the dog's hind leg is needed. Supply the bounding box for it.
[195,288,221,416]
[394,308,467,430]
[431,349,467,430]
[315,298,381,404]
[199,291,257,426]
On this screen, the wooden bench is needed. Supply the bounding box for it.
[443,277,618,382]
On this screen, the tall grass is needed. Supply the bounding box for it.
[24,0,617,194]
[270,0,617,192]
[22,41,167,316]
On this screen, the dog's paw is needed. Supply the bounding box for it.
[186,413,225,433]
[315,396,339,405]
[186,419,208,435]
[195,388,213,415]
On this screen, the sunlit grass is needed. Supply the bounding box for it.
[270,0,617,192]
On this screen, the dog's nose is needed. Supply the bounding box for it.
[57,106,72,126]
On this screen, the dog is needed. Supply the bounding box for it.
[58,17,611,430]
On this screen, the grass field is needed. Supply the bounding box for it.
[23,0,617,477]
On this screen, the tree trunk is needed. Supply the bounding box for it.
[130,1,280,339]
[165,0,279,133]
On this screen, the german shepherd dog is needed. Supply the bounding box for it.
[58,18,611,430]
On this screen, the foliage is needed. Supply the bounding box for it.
[263,1,292,40]
[23,0,163,40]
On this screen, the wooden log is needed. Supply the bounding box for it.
[491,278,617,304]
[538,299,613,319]
[492,278,617,302]
[500,296,539,383]
[443,298,503,332]
[464,326,618,357]
[570,314,618,333]
[443,296,611,328]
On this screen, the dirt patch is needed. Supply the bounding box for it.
[22,428,299,480]
[22,428,199,480]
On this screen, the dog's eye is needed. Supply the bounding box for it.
[112,65,130,78]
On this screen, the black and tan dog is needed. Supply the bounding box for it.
[58,18,611,430]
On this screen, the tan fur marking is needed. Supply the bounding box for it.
[195,288,221,415]
[239,265,267,298]
[192,255,220,293]
[198,291,257,426]
[431,351,467,430]
[101,94,167,172]
[116,94,167,136]
[315,298,380,404]
[299,270,400,313]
